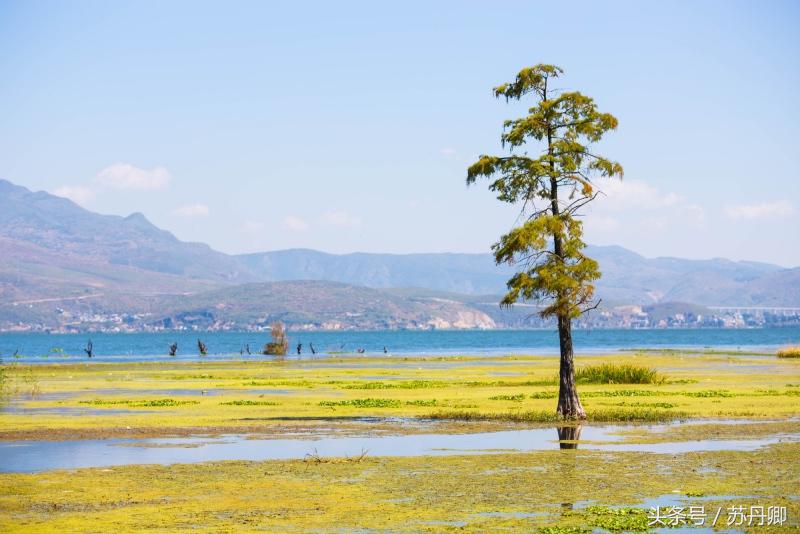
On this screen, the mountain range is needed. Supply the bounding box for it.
[1,179,798,331]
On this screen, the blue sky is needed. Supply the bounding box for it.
[1,0,798,266]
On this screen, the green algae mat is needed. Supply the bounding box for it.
[1,351,799,531]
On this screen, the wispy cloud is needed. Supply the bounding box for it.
[725,201,794,220]
[172,203,209,217]
[321,210,361,228]
[95,163,171,190]
[439,147,457,156]
[281,215,309,231]
[51,185,95,206]
[599,180,682,210]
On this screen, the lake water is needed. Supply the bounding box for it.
[1,327,798,363]
[1,422,795,473]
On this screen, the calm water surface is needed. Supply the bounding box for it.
[1,327,798,363]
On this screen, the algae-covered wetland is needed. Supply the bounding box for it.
[1,350,798,532]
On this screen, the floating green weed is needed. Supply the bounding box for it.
[405,399,438,406]
[428,407,685,423]
[586,506,649,532]
[615,401,677,409]
[684,390,734,398]
[529,391,558,399]
[319,398,402,408]
[489,394,526,401]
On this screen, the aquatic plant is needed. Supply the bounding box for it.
[575,363,663,385]
[319,398,402,408]
[777,346,800,358]
[428,406,685,423]
[405,399,438,406]
[580,389,662,397]
[683,389,734,398]
[586,506,649,532]
[489,393,526,401]
[220,400,281,406]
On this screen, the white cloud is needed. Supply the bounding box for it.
[172,203,209,217]
[281,215,309,231]
[95,163,171,190]
[599,180,682,211]
[725,201,794,220]
[321,210,361,228]
[51,185,95,206]
[439,147,457,156]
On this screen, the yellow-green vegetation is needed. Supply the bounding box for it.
[1,351,799,439]
[777,345,800,358]
[1,441,797,532]
[575,363,663,384]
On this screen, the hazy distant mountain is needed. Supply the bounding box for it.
[237,249,513,295]
[1,178,798,332]
[151,281,496,331]
[237,246,796,306]
[0,179,255,309]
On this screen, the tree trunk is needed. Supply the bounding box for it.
[556,314,586,419]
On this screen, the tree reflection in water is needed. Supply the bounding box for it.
[557,425,582,450]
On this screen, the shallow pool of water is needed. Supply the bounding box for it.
[1,423,796,473]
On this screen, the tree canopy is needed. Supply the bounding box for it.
[467,64,623,320]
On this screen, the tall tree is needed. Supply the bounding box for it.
[467,64,623,419]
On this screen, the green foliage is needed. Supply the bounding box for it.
[684,389,734,398]
[319,398,402,408]
[428,407,682,423]
[585,506,649,532]
[489,393,526,401]
[405,399,438,406]
[529,391,558,399]
[467,63,622,318]
[575,364,663,384]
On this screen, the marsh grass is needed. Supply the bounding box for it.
[777,346,800,358]
[319,398,402,408]
[575,364,663,385]
[78,398,199,407]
